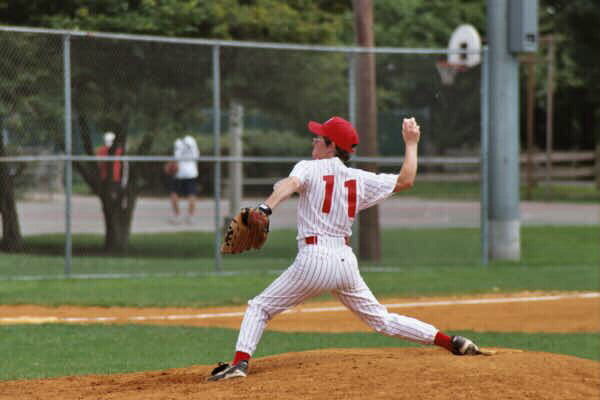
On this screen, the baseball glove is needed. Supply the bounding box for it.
[221,207,270,254]
[163,161,178,176]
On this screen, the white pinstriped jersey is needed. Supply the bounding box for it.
[235,156,440,357]
[289,157,398,239]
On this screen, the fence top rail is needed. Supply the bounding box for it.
[0,154,480,165]
[3,150,593,165]
[521,151,595,162]
[0,24,480,55]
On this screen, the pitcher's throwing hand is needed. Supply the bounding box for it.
[402,117,421,144]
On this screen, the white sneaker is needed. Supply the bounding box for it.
[451,335,482,355]
[169,215,183,225]
[207,361,248,382]
[185,215,195,225]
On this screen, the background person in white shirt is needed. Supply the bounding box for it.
[169,135,199,224]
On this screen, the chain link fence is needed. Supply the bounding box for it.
[0,26,489,279]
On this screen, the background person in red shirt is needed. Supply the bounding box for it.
[96,131,125,184]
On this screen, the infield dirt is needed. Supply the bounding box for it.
[0,291,598,399]
[1,291,598,333]
[0,348,598,400]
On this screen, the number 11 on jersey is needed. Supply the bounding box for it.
[322,175,357,218]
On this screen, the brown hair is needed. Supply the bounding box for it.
[324,137,354,162]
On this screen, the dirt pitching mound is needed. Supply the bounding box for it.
[1,348,598,400]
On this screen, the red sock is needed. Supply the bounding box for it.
[434,332,453,352]
[232,351,251,365]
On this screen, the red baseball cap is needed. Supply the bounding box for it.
[308,116,359,153]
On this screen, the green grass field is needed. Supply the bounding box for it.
[406,181,599,203]
[0,226,598,381]
[3,225,599,277]
[0,263,597,308]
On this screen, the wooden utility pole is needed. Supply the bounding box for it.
[354,0,380,261]
[523,35,555,200]
[544,35,555,199]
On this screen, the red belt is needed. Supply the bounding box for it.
[304,236,351,246]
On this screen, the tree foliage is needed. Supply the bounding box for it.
[0,32,64,251]
[373,0,485,48]
[537,0,600,148]
[370,0,598,150]
[0,0,353,252]
[371,1,485,155]
[2,0,594,149]
[8,0,348,44]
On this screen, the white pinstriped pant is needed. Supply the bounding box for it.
[235,237,438,355]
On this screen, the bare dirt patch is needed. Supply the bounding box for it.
[0,348,598,400]
[1,291,598,333]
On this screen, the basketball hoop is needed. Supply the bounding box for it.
[436,61,467,86]
[437,24,482,86]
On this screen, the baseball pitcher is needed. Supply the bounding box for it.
[210,116,486,381]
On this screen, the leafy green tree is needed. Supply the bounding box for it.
[68,37,217,252]
[0,32,63,251]
[372,0,485,155]
[0,0,352,252]
[373,0,485,48]
[538,0,599,150]
[372,0,599,154]
[19,0,346,43]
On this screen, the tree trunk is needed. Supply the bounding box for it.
[0,167,23,252]
[100,182,134,253]
[354,0,381,262]
[0,141,23,252]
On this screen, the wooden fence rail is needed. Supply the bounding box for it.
[521,149,597,184]
[229,150,599,187]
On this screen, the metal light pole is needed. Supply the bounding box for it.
[486,0,522,260]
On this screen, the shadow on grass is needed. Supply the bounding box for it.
[18,226,599,267]
[22,230,300,259]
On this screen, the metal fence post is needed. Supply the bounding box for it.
[348,51,360,253]
[63,34,73,277]
[480,46,489,265]
[213,44,222,273]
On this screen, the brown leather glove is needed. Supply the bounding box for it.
[220,207,270,254]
